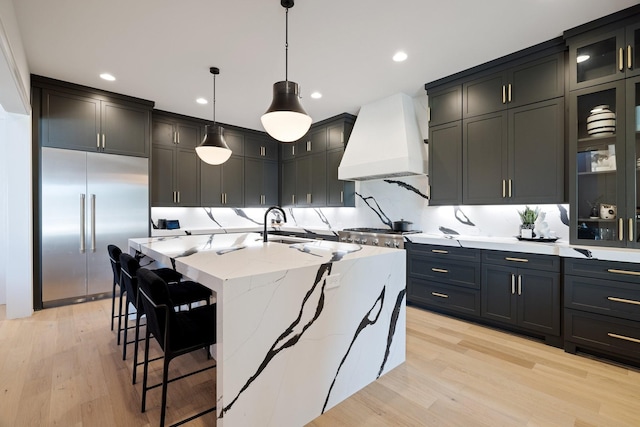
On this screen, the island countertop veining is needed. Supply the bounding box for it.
[129,232,407,427]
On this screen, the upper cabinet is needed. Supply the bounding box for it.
[279,114,356,207]
[567,13,640,91]
[244,132,278,207]
[425,40,566,206]
[566,5,640,248]
[34,76,153,157]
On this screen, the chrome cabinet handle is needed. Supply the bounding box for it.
[177,132,180,144]
[502,180,506,198]
[80,194,86,253]
[292,194,295,204]
[517,274,522,295]
[340,190,344,203]
[431,268,449,274]
[96,134,100,149]
[102,134,105,149]
[511,274,515,294]
[508,83,512,103]
[505,257,528,263]
[508,179,512,198]
[90,194,96,252]
[608,296,640,306]
[431,292,449,299]
[608,332,640,344]
[177,191,180,204]
[292,145,295,156]
[307,140,311,152]
[628,45,633,69]
[630,218,634,242]
[173,132,177,144]
[502,85,506,104]
[221,193,224,204]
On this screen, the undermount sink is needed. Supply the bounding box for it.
[266,237,311,245]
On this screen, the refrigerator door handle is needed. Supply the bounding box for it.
[90,194,96,252]
[80,194,86,253]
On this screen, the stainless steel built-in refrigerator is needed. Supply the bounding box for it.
[41,147,149,307]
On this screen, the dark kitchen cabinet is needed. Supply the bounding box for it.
[40,88,151,157]
[406,243,481,317]
[200,155,244,207]
[463,53,564,118]
[151,113,202,206]
[564,258,640,365]
[151,145,200,207]
[428,121,462,205]
[280,160,297,206]
[565,11,640,91]
[245,158,278,207]
[569,77,640,248]
[463,98,564,204]
[425,42,566,206]
[296,153,327,207]
[481,250,561,344]
[327,149,355,207]
[244,134,277,161]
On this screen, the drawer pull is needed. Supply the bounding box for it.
[431,292,449,299]
[431,249,449,254]
[432,268,449,274]
[505,257,528,263]
[608,333,640,345]
[608,296,640,306]
[607,268,640,277]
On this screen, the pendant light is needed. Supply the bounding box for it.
[196,67,232,165]
[261,0,312,143]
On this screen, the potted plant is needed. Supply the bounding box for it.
[518,206,539,238]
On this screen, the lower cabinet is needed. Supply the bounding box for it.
[406,243,481,317]
[407,243,562,347]
[564,258,640,365]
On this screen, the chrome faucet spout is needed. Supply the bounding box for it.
[263,206,288,242]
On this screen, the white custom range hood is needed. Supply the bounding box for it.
[338,93,427,181]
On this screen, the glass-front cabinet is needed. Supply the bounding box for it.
[569,22,640,90]
[570,79,639,247]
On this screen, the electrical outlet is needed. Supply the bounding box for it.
[326,274,341,289]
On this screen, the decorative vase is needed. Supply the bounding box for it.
[520,224,535,239]
[587,105,616,136]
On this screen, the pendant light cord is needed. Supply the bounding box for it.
[212,73,216,125]
[285,6,289,83]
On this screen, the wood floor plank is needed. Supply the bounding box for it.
[1,301,639,426]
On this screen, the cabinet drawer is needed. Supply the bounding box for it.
[406,243,480,263]
[408,255,480,289]
[408,278,480,316]
[482,250,560,272]
[564,258,640,284]
[565,275,640,322]
[565,309,640,361]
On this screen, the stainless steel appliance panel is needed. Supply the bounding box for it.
[86,152,148,295]
[41,147,89,302]
[41,147,149,305]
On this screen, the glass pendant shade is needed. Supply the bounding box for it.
[196,124,232,165]
[262,81,312,142]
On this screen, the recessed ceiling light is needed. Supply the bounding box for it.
[576,54,590,63]
[100,73,116,81]
[311,92,322,99]
[393,51,408,62]
[196,97,208,105]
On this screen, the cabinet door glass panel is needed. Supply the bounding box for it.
[576,37,617,84]
[630,78,640,246]
[574,86,623,244]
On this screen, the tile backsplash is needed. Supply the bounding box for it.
[152,175,570,240]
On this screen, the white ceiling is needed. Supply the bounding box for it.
[11,0,640,132]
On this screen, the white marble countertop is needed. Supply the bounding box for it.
[130,232,399,282]
[150,225,339,238]
[405,233,640,263]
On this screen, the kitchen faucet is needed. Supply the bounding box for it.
[263,206,287,242]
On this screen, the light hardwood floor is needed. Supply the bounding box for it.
[1,300,638,426]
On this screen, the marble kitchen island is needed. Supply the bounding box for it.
[129,233,406,427]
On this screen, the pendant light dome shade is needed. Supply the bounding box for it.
[196,124,232,165]
[196,67,232,165]
[262,0,312,143]
[261,81,312,142]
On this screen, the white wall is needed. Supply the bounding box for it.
[0,0,32,318]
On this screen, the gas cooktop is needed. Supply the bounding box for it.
[342,227,422,235]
